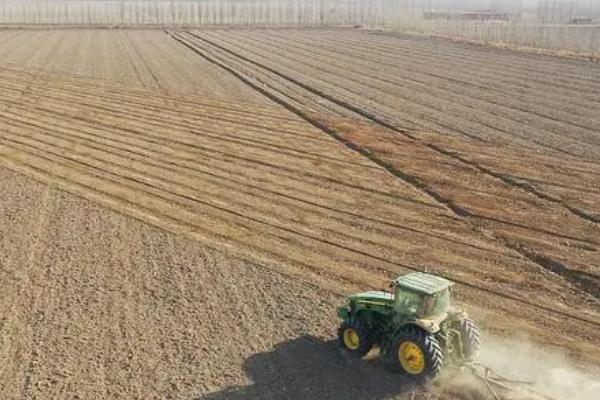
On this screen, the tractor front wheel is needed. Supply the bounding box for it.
[338,319,374,357]
[392,326,443,380]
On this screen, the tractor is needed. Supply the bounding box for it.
[337,272,480,380]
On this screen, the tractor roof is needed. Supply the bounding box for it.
[393,272,454,295]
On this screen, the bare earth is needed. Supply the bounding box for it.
[0,28,599,399]
[0,29,268,102]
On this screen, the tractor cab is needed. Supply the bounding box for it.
[391,272,453,319]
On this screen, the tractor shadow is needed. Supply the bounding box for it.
[196,335,423,400]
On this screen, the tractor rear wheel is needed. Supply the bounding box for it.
[457,318,481,360]
[338,319,374,357]
[392,326,443,380]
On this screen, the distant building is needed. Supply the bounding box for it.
[568,17,592,24]
[423,10,513,22]
[538,0,580,23]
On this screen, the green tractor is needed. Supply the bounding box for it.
[337,272,480,380]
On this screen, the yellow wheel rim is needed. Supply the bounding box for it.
[399,341,426,375]
[343,328,360,350]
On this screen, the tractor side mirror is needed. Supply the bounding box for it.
[388,282,396,295]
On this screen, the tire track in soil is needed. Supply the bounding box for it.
[337,30,600,94]
[169,30,600,300]
[0,128,415,271]
[0,169,52,398]
[0,75,325,153]
[331,122,600,299]
[13,97,365,169]
[204,28,600,161]
[208,29,600,155]
[0,30,270,103]
[0,65,309,126]
[0,114,443,257]
[226,30,600,144]
[1,132,474,299]
[1,76,572,266]
[192,30,598,160]
[426,142,600,224]
[188,28,600,166]
[261,30,600,116]
[121,31,162,90]
[2,96,503,261]
[167,31,460,215]
[20,186,56,400]
[0,98,433,214]
[0,65,592,245]
[0,140,390,292]
[176,30,600,225]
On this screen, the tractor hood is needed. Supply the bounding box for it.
[349,291,394,306]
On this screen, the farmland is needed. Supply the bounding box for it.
[0,27,599,399]
[0,29,267,99]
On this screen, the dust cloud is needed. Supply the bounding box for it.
[478,335,600,400]
[437,335,600,400]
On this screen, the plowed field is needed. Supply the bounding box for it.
[0,28,599,399]
[0,29,267,101]
[179,29,600,159]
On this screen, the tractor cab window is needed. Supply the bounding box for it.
[418,289,450,318]
[394,289,423,315]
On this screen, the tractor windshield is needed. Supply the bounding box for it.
[395,290,423,315]
[418,289,450,318]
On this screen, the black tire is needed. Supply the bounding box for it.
[458,318,481,360]
[392,325,443,380]
[337,319,374,357]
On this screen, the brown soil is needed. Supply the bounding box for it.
[0,29,269,102]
